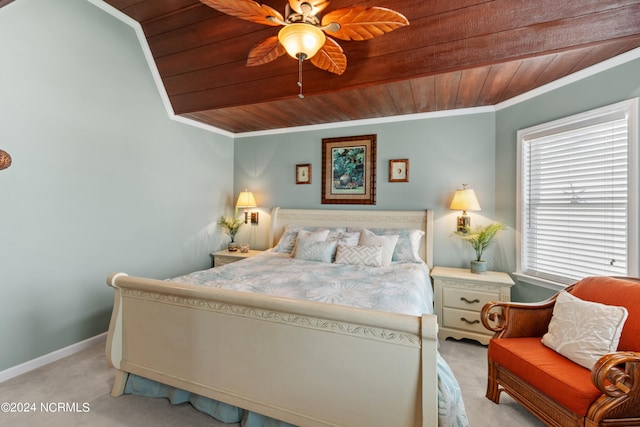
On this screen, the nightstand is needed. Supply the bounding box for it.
[431,266,514,345]
[210,249,264,268]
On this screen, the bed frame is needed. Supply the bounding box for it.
[106,208,438,427]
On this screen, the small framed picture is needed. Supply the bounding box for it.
[389,159,409,182]
[296,163,312,184]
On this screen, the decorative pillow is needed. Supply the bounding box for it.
[390,228,423,262]
[273,225,344,253]
[327,231,361,247]
[334,245,383,267]
[541,291,629,369]
[351,227,424,262]
[272,225,301,253]
[325,228,345,241]
[358,229,399,266]
[293,239,337,263]
[290,229,330,257]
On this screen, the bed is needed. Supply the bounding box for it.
[105,208,468,426]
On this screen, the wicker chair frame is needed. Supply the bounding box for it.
[481,277,640,427]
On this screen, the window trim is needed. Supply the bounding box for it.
[516,98,639,288]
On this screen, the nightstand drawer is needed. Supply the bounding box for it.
[443,288,499,311]
[442,308,487,334]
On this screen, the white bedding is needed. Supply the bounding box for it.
[170,250,435,316]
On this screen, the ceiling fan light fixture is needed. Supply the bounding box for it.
[278,23,326,60]
[198,0,408,78]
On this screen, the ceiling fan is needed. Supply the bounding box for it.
[199,0,409,77]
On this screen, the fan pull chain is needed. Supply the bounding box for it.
[297,55,304,99]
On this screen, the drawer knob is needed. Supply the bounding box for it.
[460,317,480,325]
[460,297,480,304]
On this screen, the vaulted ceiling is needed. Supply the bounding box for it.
[104,0,640,134]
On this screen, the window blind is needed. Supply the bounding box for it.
[521,111,629,285]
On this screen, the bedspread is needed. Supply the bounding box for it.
[170,250,435,316]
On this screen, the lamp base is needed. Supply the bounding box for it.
[457,215,470,233]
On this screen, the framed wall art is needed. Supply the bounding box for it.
[321,134,376,205]
[389,159,409,182]
[296,163,312,184]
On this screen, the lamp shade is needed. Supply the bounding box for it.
[236,189,257,209]
[450,188,481,212]
[278,23,326,60]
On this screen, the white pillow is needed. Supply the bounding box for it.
[358,228,399,266]
[293,239,337,263]
[273,225,344,253]
[334,245,383,267]
[290,229,330,257]
[349,227,424,262]
[541,291,628,369]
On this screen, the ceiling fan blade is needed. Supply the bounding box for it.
[247,36,286,66]
[310,37,346,75]
[199,0,283,27]
[321,6,409,41]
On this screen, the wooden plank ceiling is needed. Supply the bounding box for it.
[104,0,640,134]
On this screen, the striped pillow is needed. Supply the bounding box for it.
[334,245,383,267]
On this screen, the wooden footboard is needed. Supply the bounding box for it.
[105,272,439,427]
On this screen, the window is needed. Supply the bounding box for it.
[517,99,638,287]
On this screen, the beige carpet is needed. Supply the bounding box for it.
[0,338,544,426]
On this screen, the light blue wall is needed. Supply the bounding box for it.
[495,55,640,302]
[0,0,234,371]
[234,112,498,268]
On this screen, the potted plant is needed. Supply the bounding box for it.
[456,222,506,273]
[218,216,243,251]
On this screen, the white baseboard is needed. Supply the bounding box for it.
[0,332,107,383]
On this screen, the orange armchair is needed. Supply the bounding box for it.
[481,276,640,427]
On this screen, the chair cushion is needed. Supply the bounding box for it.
[570,277,640,351]
[489,337,602,416]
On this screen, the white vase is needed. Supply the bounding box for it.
[470,260,487,274]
